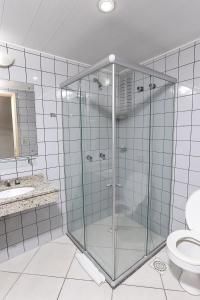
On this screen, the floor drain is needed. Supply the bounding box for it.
[151,258,167,274]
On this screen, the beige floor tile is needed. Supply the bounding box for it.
[0,248,38,273]
[124,261,163,288]
[58,279,112,300]
[24,243,75,277]
[0,271,19,299]
[51,234,74,245]
[166,290,199,299]
[161,261,183,291]
[67,257,92,280]
[6,274,63,300]
[113,284,166,300]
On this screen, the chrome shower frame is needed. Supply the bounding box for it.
[60,54,177,89]
[60,54,177,288]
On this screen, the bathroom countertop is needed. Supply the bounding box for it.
[0,174,59,217]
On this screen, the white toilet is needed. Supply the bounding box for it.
[167,190,200,295]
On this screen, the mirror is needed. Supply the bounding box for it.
[0,80,38,159]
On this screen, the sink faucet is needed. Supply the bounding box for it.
[15,178,21,185]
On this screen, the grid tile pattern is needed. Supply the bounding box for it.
[0,41,87,262]
[143,39,200,231]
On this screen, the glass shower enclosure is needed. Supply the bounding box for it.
[60,55,176,287]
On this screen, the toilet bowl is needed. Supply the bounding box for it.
[167,190,200,295]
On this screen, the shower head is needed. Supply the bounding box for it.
[93,77,103,89]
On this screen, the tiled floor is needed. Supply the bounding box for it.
[0,234,199,299]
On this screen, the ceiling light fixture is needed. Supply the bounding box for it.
[98,0,115,13]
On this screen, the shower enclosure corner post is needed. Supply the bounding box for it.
[145,75,152,256]
[78,81,87,250]
[111,63,116,280]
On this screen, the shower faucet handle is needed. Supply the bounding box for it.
[86,155,93,162]
[99,152,106,160]
[106,183,112,187]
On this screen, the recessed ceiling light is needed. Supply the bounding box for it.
[98,0,115,13]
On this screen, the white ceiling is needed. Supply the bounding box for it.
[0,0,199,64]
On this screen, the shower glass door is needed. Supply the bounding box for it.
[79,68,114,278]
[114,66,152,278]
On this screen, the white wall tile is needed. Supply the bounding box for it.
[179,46,194,66]
[166,52,179,70]
[9,66,26,81]
[0,67,9,79]
[194,60,200,78]
[26,52,41,70]
[8,48,25,67]
[195,43,200,61]
[41,56,54,73]
[42,71,55,87]
[26,68,41,84]
[68,63,78,76]
[179,63,193,81]
[55,60,67,75]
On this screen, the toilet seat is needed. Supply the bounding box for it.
[166,190,200,295]
[167,230,200,266]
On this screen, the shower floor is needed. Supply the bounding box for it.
[72,214,164,279]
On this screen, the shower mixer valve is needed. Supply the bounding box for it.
[99,152,106,160]
[86,155,93,161]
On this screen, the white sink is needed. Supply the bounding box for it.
[0,187,35,199]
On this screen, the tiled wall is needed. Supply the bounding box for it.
[0,41,87,262]
[143,39,200,232]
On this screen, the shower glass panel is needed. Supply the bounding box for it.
[62,82,85,247]
[115,66,151,278]
[79,68,114,278]
[61,55,176,287]
[147,78,175,253]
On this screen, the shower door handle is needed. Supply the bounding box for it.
[106,183,122,188]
